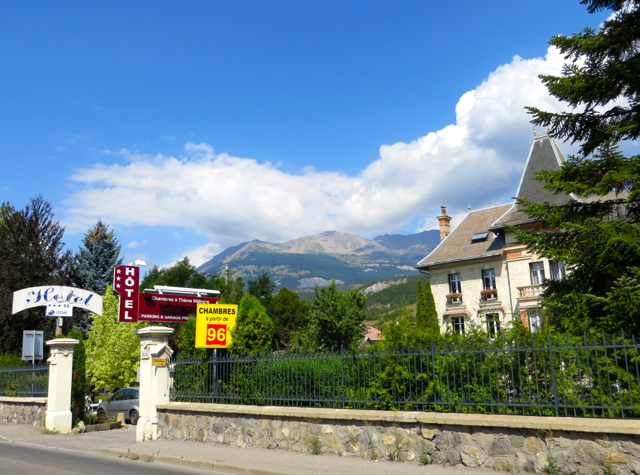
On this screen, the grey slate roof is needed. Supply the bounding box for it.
[416,134,573,270]
[416,204,512,269]
[490,134,569,230]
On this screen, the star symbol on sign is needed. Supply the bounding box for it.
[116,269,121,274]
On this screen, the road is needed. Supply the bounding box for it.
[0,441,225,475]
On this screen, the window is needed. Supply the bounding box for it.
[448,274,462,302]
[482,269,496,289]
[530,262,545,285]
[529,312,542,332]
[471,232,488,241]
[550,261,565,280]
[486,314,500,337]
[451,317,465,334]
[112,390,126,401]
[448,274,462,293]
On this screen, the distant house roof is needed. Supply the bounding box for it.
[364,326,382,342]
[490,134,569,230]
[416,203,512,269]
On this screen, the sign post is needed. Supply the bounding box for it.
[22,330,44,394]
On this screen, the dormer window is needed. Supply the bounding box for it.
[471,232,488,242]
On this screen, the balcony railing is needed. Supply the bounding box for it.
[517,284,544,298]
[480,289,498,301]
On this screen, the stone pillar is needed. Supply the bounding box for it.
[45,338,79,433]
[135,326,174,442]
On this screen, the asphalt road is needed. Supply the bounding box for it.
[0,441,226,475]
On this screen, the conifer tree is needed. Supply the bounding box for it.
[519,0,640,335]
[415,281,425,327]
[423,279,440,336]
[526,0,640,156]
[75,220,122,295]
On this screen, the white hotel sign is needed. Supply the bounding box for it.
[12,286,103,316]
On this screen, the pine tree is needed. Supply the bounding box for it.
[423,279,440,337]
[519,0,640,335]
[526,0,640,156]
[74,220,122,336]
[75,220,122,295]
[415,281,425,327]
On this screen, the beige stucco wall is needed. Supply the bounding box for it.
[428,242,557,334]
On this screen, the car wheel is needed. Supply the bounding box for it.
[129,409,139,425]
[97,409,107,421]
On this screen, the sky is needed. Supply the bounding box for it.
[0,1,630,270]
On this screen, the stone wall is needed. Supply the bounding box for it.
[0,396,47,426]
[157,403,640,475]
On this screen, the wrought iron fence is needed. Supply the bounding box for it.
[170,332,640,419]
[0,363,49,397]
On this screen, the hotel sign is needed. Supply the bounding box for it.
[113,265,220,323]
[12,286,103,316]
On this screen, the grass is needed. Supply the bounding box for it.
[310,435,322,455]
[418,446,433,465]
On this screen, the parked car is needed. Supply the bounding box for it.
[96,387,139,425]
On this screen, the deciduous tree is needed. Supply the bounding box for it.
[85,286,145,390]
[230,294,274,355]
[308,281,366,351]
[0,196,74,353]
[270,287,310,349]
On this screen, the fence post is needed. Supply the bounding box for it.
[135,326,174,442]
[547,333,560,417]
[45,338,79,433]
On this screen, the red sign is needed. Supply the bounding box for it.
[205,324,227,345]
[138,293,219,323]
[114,265,140,323]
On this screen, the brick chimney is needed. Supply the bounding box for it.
[437,206,451,241]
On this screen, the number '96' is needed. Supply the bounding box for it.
[206,324,227,345]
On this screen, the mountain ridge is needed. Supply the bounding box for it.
[197,229,440,289]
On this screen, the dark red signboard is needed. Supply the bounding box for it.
[113,265,220,323]
[114,265,140,323]
[138,293,219,323]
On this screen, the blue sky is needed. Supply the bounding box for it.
[0,1,622,269]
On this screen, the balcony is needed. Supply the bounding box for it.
[446,293,463,306]
[480,289,498,301]
[517,284,544,298]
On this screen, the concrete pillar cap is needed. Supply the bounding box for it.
[46,338,79,348]
[135,326,175,336]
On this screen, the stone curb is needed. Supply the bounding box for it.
[105,448,297,475]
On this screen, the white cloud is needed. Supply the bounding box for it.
[127,240,139,248]
[63,47,576,260]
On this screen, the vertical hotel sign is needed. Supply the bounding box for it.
[114,265,139,323]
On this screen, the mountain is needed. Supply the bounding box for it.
[197,230,440,290]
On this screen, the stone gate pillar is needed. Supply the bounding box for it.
[135,326,174,442]
[45,338,79,433]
